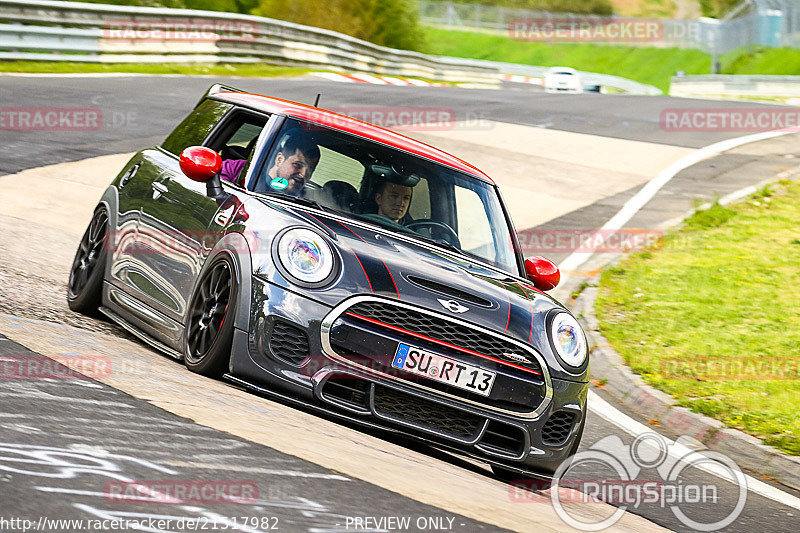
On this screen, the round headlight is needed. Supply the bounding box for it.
[550,312,587,369]
[276,228,335,284]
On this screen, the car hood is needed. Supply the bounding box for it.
[252,204,566,351]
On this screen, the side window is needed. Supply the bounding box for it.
[161,99,232,156]
[308,146,365,190]
[455,186,495,257]
[209,112,269,188]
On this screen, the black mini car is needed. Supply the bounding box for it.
[68,85,588,480]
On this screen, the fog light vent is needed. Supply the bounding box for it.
[268,321,310,363]
[542,411,576,446]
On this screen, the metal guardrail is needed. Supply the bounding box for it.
[420,0,800,56]
[670,74,800,99]
[0,0,661,95]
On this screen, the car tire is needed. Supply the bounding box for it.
[184,254,238,377]
[67,206,109,315]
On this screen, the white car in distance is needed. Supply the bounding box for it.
[544,67,582,94]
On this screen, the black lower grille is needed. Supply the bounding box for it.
[345,301,542,374]
[321,375,371,410]
[268,322,310,363]
[542,411,576,446]
[478,420,525,456]
[373,385,484,439]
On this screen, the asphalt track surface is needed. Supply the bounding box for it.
[0,76,785,177]
[1,76,799,532]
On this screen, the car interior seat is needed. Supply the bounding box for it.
[321,180,359,212]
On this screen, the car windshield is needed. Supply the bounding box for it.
[248,118,518,274]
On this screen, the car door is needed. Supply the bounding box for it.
[135,153,221,323]
[134,107,270,324]
[113,99,232,327]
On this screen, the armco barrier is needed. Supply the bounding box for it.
[0,0,661,95]
[670,74,800,100]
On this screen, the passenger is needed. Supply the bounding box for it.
[374,181,413,223]
[220,136,259,186]
[220,158,247,185]
[265,129,320,195]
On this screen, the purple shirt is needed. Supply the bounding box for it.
[220,159,247,184]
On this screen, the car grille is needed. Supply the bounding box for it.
[373,384,484,439]
[345,301,541,373]
[541,411,576,446]
[268,321,310,363]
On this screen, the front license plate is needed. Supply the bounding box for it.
[391,343,496,397]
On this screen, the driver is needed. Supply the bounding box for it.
[374,181,412,223]
[266,129,320,195]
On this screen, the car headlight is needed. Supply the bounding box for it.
[275,228,335,285]
[550,312,587,369]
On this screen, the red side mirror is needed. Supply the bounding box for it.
[524,256,560,291]
[179,146,221,183]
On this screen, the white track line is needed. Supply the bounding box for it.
[558,130,795,274]
[589,391,800,510]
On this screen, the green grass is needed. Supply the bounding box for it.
[422,27,710,92]
[0,61,309,78]
[722,47,800,75]
[610,0,679,18]
[596,181,800,455]
[422,28,800,93]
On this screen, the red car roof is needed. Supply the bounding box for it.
[215,91,492,182]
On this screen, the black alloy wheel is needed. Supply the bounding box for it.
[67,207,109,314]
[184,255,237,377]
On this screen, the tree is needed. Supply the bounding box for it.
[253,0,425,51]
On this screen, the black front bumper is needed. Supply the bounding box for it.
[229,278,588,476]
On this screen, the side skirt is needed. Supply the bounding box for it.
[99,306,184,361]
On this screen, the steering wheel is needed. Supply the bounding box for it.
[406,220,461,248]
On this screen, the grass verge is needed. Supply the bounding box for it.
[423,28,800,93]
[596,181,800,455]
[722,47,800,75]
[422,27,710,92]
[0,61,309,78]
